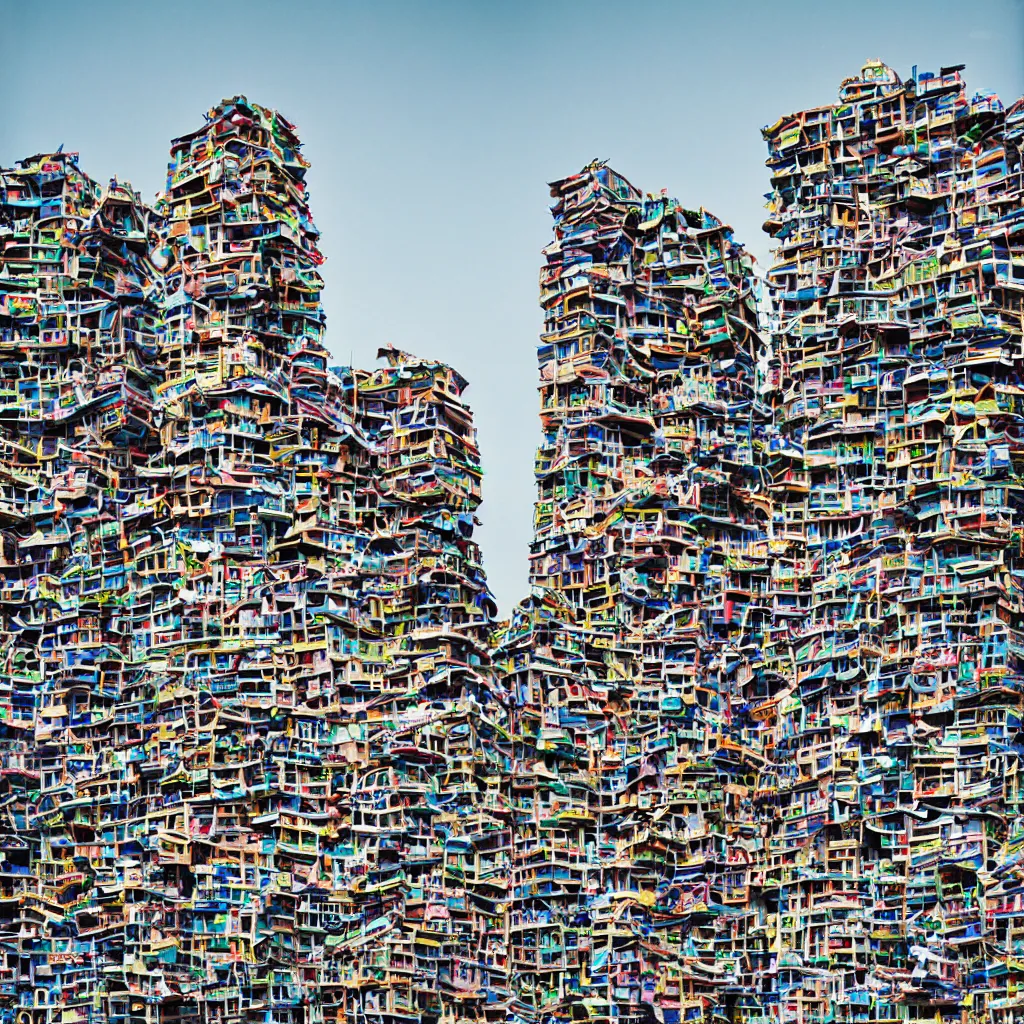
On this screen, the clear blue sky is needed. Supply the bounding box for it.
[3,0,1022,613]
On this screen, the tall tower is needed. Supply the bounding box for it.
[144,99,510,1024]
[0,152,166,1022]
[494,160,774,1019]
[760,61,1024,1024]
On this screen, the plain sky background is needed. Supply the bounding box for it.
[2,0,1023,613]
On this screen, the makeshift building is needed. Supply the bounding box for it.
[0,60,1023,1024]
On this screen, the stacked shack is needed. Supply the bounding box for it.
[0,100,508,1024]
[755,60,1024,1024]
[492,160,773,1020]
[1,58,1024,1024]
